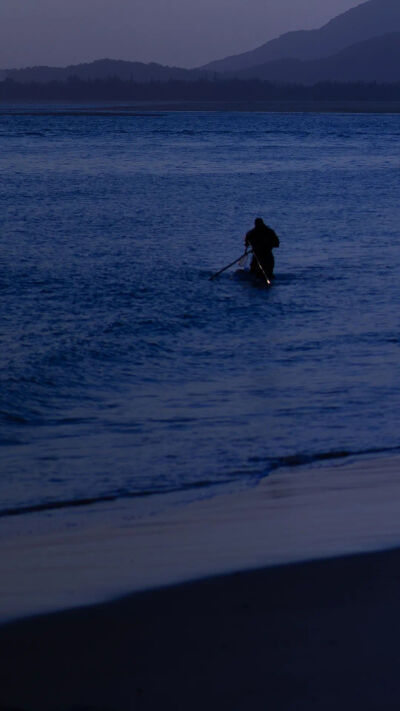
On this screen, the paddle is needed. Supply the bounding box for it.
[250,247,271,286]
[209,250,250,280]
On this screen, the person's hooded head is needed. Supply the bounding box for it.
[254,217,265,228]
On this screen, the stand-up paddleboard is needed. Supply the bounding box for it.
[234,268,271,287]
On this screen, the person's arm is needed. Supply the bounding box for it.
[268,228,279,248]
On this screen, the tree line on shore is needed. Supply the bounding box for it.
[2,76,400,102]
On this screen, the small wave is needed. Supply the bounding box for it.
[0,478,234,519]
[265,445,400,474]
[3,445,399,520]
[0,130,46,137]
[0,410,30,425]
[0,438,25,447]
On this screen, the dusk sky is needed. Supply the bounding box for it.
[1,0,364,69]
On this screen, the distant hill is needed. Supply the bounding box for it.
[1,58,203,84]
[2,0,400,91]
[200,0,400,73]
[231,32,400,85]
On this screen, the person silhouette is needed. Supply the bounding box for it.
[245,218,279,281]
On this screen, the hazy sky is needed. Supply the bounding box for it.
[1,0,364,69]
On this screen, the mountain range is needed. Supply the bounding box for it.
[232,32,400,85]
[2,0,400,87]
[200,0,400,72]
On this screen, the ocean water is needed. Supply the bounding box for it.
[1,105,400,520]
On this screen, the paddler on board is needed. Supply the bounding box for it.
[245,217,280,281]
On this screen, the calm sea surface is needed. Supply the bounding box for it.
[1,106,400,518]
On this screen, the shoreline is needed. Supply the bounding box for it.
[2,455,400,707]
[2,453,400,623]
[3,99,400,113]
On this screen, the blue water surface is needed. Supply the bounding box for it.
[1,106,400,516]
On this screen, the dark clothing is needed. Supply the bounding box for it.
[245,223,279,280]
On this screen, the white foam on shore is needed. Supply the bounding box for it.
[1,454,400,622]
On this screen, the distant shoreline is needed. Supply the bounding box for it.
[3,99,400,113]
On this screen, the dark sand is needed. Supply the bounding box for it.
[2,547,400,711]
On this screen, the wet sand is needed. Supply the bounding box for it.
[2,547,400,710]
[2,455,400,622]
[2,455,400,709]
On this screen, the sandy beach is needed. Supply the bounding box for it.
[2,455,400,709]
[1,547,400,711]
[2,549,400,710]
